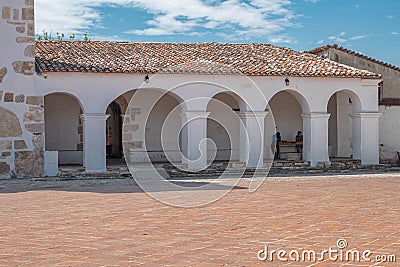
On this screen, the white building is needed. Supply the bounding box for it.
[0,0,383,178]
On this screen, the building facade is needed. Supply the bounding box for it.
[0,0,383,178]
[310,45,400,160]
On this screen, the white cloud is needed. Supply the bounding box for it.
[304,0,319,3]
[36,0,298,43]
[391,32,399,35]
[349,35,367,40]
[316,32,368,45]
[327,32,347,43]
[386,15,395,19]
[35,0,134,34]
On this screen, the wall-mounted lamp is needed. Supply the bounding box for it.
[144,74,150,83]
[285,78,290,86]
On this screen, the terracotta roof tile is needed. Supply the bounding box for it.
[35,41,381,78]
[309,44,400,73]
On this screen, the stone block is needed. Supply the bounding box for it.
[25,123,45,133]
[4,92,13,102]
[0,140,12,150]
[29,105,43,112]
[13,9,19,20]
[125,141,143,149]
[122,132,132,141]
[26,96,44,106]
[316,162,325,168]
[1,152,11,158]
[22,8,33,20]
[15,151,44,177]
[14,140,27,150]
[16,37,34,43]
[324,162,332,168]
[123,124,139,132]
[25,0,34,6]
[24,111,44,123]
[0,107,23,137]
[27,23,34,37]
[130,108,141,115]
[32,134,44,151]
[16,26,25,33]
[123,116,131,124]
[12,61,34,75]
[0,162,10,177]
[0,67,7,83]
[2,7,10,19]
[15,94,25,103]
[77,143,83,151]
[24,45,34,57]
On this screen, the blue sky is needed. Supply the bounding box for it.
[35,0,400,66]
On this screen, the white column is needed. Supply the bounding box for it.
[81,114,110,172]
[239,112,268,168]
[180,111,210,171]
[302,113,330,167]
[350,113,382,165]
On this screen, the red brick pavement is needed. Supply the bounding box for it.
[0,174,399,266]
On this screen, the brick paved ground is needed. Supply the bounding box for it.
[0,173,399,266]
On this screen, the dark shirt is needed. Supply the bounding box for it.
[296,135,303,142]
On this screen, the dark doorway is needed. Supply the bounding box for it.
[106,101,123,158]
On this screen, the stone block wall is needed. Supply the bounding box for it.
[314,47,400,100]
[0,0,44,178]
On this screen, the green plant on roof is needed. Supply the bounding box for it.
[84,32,90,42]
[56,32,65,41]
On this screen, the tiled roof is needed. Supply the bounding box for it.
[35,41,381,78]
[309,44,400,72]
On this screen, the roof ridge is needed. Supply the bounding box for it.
[309,44,400,72]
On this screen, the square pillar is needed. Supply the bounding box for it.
[180,112,210,171]
[80,114,110,172]
[239,112,268,168]
[350,113,382,165]
[302,113,330,167]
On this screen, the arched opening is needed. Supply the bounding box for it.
[267,90,308,161]
[44,93,83,165]
[106,101,123,159]
[145,91,182,163]
[107,88,183,166]
[206,92,241,162]
[327,89,362,159]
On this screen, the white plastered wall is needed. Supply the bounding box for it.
[379,105,400,160]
